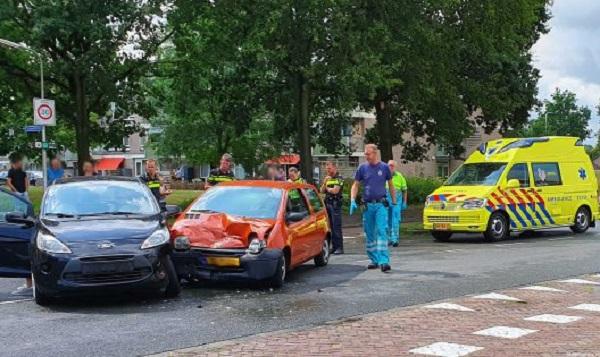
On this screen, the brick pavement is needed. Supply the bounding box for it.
[157,275,600,357]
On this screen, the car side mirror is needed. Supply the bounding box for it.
[165,205,181,217]
[6,212,35,228]
[506,179,520,189]
[286,211,306,223]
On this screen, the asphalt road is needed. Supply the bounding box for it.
[1,227,600,357]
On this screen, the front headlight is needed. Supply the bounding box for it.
[462,198,487,209]
[141,228,170,249]
[37,232,72,254]
[246,238,266,254]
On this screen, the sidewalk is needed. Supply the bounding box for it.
[156,274,600,356]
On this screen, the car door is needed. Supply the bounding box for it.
[0,189,35,277]
[531,162,565,225]
[286,189,315,266]
[302,188,328,257]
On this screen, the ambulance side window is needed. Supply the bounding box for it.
[533,163,562,186]
[507,163,530,188]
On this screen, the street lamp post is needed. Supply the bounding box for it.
[0,38,48,188]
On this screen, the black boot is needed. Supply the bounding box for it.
[380,264,391,273]
[367,263,379,270]
[332,248,344,255]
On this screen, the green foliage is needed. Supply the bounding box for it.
[406,177,444,205]
[521,89,592,140]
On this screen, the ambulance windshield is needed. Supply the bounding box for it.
[445,163,507,186]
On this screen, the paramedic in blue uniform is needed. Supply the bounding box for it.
[350,144,396,272]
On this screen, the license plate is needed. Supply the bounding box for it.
[81,261,133,274]
[206,256,240,267]
[433,223,451,230]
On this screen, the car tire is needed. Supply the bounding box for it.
[268,252,286,288]
[570,206,591,234]
[314,237,330,267]
[431,231,452,242]
[484,212,509,242]
[33,274,52,306]
[161,255,181,298]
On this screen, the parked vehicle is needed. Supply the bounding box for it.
[27,171,43,186]
[423,137,599,242]
[0,188,35,278]
[2,177,181,305]
[0,171,7,185]
[170,180,331,287]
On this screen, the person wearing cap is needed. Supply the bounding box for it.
[320,161,344,255]
[207,153,235,187]
[387,160,408,247]
[287,167,305,184]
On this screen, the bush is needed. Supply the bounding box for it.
[406,176,444,204]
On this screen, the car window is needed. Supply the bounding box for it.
[533,163,562,186]
[507,163,530,188]
[287,189,309,214]
[303,188,323,212]
[0,190,29,222]
[190,186,282,219]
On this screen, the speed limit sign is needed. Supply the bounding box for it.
[33,98,56,126]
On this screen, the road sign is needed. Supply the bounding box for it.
[40,141,57,150]
[33,98,56,126]
[25,125,43,133]
[34,141,42,148]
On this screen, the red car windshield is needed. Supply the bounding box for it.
[190,186,282,219]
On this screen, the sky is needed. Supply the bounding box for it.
[531,0,600,141]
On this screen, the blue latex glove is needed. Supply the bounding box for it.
[402,201,408,210]
[349,199,358,215]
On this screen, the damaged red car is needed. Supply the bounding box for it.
[169,181,331,287]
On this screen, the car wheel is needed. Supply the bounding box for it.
[33,274,52,306]
[314,238,330,267]
[431,231,452,242]
[268,252,286,288]
[570,206,591,233]
[484,212,509,242]
[161,255,181,298]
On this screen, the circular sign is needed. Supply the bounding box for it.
[37,103,53,121]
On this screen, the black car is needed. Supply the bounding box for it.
[3,176,181,305]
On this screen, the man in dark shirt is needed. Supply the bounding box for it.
[7,156,29,202]
[207,153,235,187]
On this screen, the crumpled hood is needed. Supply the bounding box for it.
[428,186,495,203]
[170,213,274,249]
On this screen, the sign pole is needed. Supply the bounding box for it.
[40,57,48,188]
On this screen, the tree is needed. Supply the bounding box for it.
[0,1,171,173]
[523,89,592,140]
[349,0,551,162]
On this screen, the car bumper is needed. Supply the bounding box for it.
[171,248,282,282]
[423,208,489,232]
[32,248,169,298]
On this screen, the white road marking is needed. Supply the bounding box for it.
[558,279,600,285]
[343,236,357,239]
[423,303,474,312]
[473,326,537,339]
[548,238,570,241]
[524,314,582,324]
[444,249,464,253]
[569,304,600,312]
[0,299,32,305]
[472,293,523,302]
[519,286,566,292]
[409,342,483,356]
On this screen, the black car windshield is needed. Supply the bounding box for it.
[445,163,507,186]
[42,180,159,217]
[189,186,282,219]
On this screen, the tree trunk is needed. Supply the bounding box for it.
[375,99,393,162]
[73,73,91,175]
[296,73,313,184]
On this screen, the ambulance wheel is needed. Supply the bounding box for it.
[484,212,509,242]
[570,206,590,233]
[432,231,452,242]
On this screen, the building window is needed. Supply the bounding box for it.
[437,164,449,178]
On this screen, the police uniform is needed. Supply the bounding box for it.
[387,171,407,245]
[288,177,305,199]
[207,168,234,186]
[139,173,165,210]
[324,174,344,253]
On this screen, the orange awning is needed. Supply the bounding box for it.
[266,154,300,165]
[95,157,124,171]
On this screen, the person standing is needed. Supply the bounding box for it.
[386,160,408,247]
[350,144,396,272]
[139,159,171,210]
[6,155,29,202]
[287,167,305,184]
[47,157,65,185]
[207,153,235,187]
[320,161,344,255]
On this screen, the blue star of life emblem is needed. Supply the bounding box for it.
[578,168,587,180]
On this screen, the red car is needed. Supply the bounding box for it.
[169,180,331,287]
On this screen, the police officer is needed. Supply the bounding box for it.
[139,159,171,210]
[350,144,396,272]
[387,160,408,247]
[207,153,235,187]
[320,161,344,255]
[287,167,305,184]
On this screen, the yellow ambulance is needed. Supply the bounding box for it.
[423,137,599,242]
